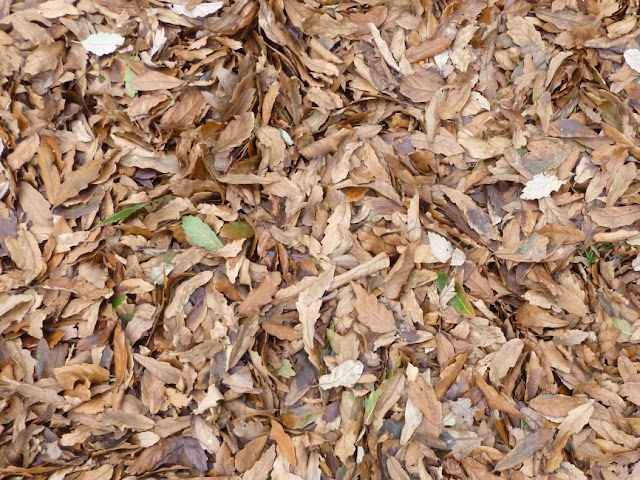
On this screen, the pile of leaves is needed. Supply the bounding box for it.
[2,0,640,478]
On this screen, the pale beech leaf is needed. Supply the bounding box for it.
[319,360,364,390]
[171,2,224,18]
[81,32,125,56]
[520,173,565,200]
[428,231,453,263]
[624,48,640,73]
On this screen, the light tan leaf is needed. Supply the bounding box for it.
[296,267,335,357]
[134,354,182,385]
[489,339,524,386]
[352,282,396,333]
[235,435,268,472]
[494,429,555,471]
[130,70,185,91]
[270,420,296,466]
[238,271,281,316]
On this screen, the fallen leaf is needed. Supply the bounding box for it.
[494,429,555,471]
[624,48,640,73]
[81,32,124,56]
[319,360,364,390]
[520,173,565,200]
[352,282,396,333]
[171,2,224,18]
[182,215,224,250]
[130,71,184,91]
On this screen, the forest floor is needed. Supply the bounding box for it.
[1,0,640,479]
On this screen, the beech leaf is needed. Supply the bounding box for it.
[319,360,364,390]
[181,215,224,250]
[520,173,565,200]
[81,32,125,56]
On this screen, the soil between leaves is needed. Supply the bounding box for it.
[1,0,640,479]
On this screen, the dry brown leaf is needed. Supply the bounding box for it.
[352,282,396,334]
[494,429,555,471]
[270,420,296,466]
[130,70,185,91]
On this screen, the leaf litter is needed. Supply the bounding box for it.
[1,0,640,478]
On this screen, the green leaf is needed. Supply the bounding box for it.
[124,65,137,98]
[220,221,254,239]
[583,248,596,265]
[436,272,449,292]
[102,202,150,225]
[276,359,296,378]
[101,195,171,225]
[451,283,475,318]
[612,318,632,336]
[182,215,224,250]
[112,294,128,308]
[364,389,382,423]
[517,148,526,157]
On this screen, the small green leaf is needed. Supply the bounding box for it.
[112,294,128,308]
[220,221,254,240]
[612,318,632,336]
[583,248,596,265]
[101,195,171,225]
[364,389,383,424]
[182,215,224,250]
[102,202,150,225]
[276,359,296,379]
[124,65,137,98]
[451,283,475,318]
[517,148,526,157]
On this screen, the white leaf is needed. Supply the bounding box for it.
[400,399,423,445]
[428,231,453,263]
[520,173,565,200]
[149,26,167,57]
[193,385,223,414]
[624,48,640,73]
[279,129,293,146]
[439,277,456,309]
[434,50,450,72]
[451,248,466,266]
[81,32,125,56]
[633,254,640,272]
[319,360,364,390]
[171,2,223,18]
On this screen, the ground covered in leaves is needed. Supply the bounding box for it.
[2,0,640,478]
